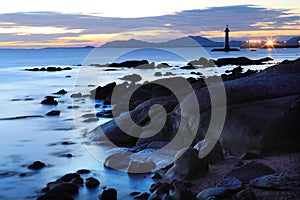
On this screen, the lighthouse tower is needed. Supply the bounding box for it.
[224,25,230,51]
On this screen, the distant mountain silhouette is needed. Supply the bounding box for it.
[287,36,300,45]
[100,36,242,48]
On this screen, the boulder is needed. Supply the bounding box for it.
[172,181,195,200]
[99,188,117,200]
[225,161,275,183]
[54,89,67,95]
[119,74,142,82]
[85,177,100,188]
[193,139,224,164]
[41,96,58,105]
[127,160,156,173]
[28,161,46,170]
[234,189,256,200]
[216,177,243,192]
[46,110,60,116]
[165,147,208,180]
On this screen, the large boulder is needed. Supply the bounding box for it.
[165,147,208,180]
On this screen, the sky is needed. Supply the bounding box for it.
[0,0,299,48]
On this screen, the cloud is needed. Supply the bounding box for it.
[0,5,299,47]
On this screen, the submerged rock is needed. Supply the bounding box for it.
[46,110,60,116]
[28,161,46,170]
[41,96,58,105]
[99,188,117,200]
[85,177,100,188]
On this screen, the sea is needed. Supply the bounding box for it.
[0,47,299,199]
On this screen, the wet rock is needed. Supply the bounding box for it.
[28,161,46,170]
[71,176,84,185]
[249,173,300,191]
[127,160,156,173]
[240,152,262,160]
[156,63,170,68]
[65,153,73,158]
[152,172,162,179]
[154,72,162,76]
[119,73,142,82]
[96,110,113,118]
[216,177,243,192]
[234,189,256,200]
[133,192,150,199]
[85,177,100,188]
[58,173,81,182]
[130,191,140,196]
[193,139,224,164]
[148,183,170,200]
[214,57,272,67]
[70,92,82,98]
[41,96,58,105]
[54,89,67,95]
[164,72,176,76]
[90,82,118,100]
[108,60,149,68]
[46,110,60,116]
[225,161,275,183]
[67,105,80,109]
[196,187,229,200]
[172,181,195,200]
[66,75,71,78]
[48,182,79,194]
[83,117,98,122]
[37,190,74,200]
[61,141,76,145]
[99,188,117,200]
[165,147,208,180]
[77,169,91,174]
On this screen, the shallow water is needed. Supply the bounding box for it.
[0,47,299,199]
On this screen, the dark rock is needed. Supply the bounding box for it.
[63,67,72,70]
[99,188,117,200]
[214,57,272,67]
[77,169,91,174]
[181,64,197,69]
[37,190,74,200]
[156,63,170,68]
[234,189,256,200]
[133,192,150,199]
[46,110,60,116]
[65,154,73,158]
[164,72,176,76]
[249,173,300,191]
[193,139,224,164]
[152,172,162,179]
[154,72,162,76]
[41,97,58,105]
[28,161,46,170]
[172,181,195,200]
[82,113,95,118]
[148,183,170,200]
[130,191,141,196]
[61,141,76,145]
[150,182,164,193]
[240,152,262,160]
[49,182,79,194]
[71,176,84,185]
[70,93,82,98]
[96,110,113,118]
[196,187,229,200]
[83,117,98,122]
[119,73,142,82]
[165,147,208,180]
[65,75,71,78]
[216,177,243,192]
[108,60,149,68]
[85,177,100,188]
[54,89,67,95]
[90,82,117,100]
[67,105,80,109]
[225,161,275,183]
[58,173,81,182]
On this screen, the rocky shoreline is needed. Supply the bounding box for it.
[36,57,299,199]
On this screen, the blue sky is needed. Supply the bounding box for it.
[0,0,299,47]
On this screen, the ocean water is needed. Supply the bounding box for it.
[0,47,299,199]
